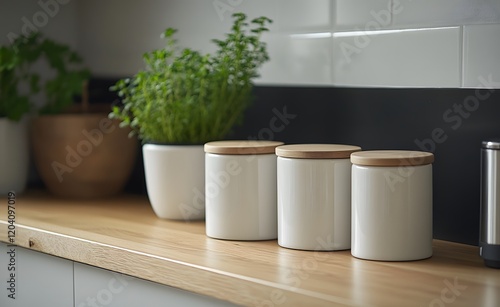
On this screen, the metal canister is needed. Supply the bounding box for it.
[480,140,500,269]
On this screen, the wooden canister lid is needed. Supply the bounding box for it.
[275,144,362,159]
[350,150,434,166]
[204,140,284,155]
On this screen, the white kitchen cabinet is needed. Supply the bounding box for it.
[74,262,238,307]
[0,242,74,307]
[1,243,237,307]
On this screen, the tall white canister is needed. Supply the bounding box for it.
[351,150,434,261]
[204,140,284,240]
[276,144,361,250]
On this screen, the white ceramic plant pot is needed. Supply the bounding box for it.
[276,144,361,251]
[351,150,434,261]
[204,140,283,240]
[143,144,205,220]
[0,118,29,195]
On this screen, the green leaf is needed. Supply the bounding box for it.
[1,31,89,118]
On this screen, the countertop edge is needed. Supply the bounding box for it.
[0,221,352,307]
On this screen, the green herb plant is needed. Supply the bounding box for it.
[110,13,272,144]
[0,33,89,120]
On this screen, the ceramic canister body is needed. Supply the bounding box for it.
[276,144,361,251]
[204,141,283,240]
[351,150,434,261]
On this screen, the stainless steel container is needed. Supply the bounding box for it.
[480,140,500,269]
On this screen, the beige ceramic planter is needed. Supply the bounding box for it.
[31,113,137,199]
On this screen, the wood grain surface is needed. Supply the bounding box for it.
[0,191,498,307]
[350,150,434,166]
[275,144,361,159]
[204,140,284,155]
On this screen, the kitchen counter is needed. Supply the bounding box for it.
[0,191,499,306]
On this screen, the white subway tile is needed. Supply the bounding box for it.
[77,0,280,77]
[210,0,280,33]
[212,0,333,33]
[332,27,461,87]
[256,33,332,86]
[275,0,332,32]
[159,0,278,52]
[334,0,392,31]
[463,24,500,88]
[392,0,500,28]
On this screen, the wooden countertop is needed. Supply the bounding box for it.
[1,191,499,307]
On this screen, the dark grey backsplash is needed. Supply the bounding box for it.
[34,79,500,246]
[232,86,500,246]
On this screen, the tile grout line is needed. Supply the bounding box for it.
[330,0,336,86]
[459,25,465,88]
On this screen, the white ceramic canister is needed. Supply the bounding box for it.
[204,140,284,240]
[351,150,434,261]
[276,144,362,251]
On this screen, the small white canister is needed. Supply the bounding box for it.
[276,144,361,251]
[351,150,434,261]
[204,140,284,240]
